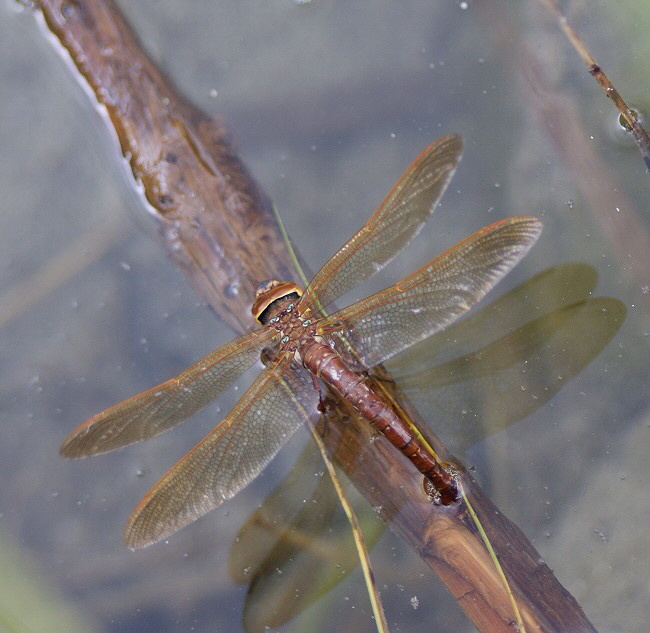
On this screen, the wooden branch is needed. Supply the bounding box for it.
[39,0,297,333]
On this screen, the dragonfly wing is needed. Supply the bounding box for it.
[300,135,462,315]
[123,356,319,549]
[320,217,542,369]
[60,328,276,458]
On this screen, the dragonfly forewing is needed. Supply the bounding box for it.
[60,329,276,458]
[319,216,542,370]
[124,356,319,549]
[301,135,463,316]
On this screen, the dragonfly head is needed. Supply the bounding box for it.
[252,280,303,325]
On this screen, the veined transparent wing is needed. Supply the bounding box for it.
[60,328,276,457]
[319,217,542,369]
[124,355,319,549]
[300,135,462,316]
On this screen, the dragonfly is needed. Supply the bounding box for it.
[60,134,542,549]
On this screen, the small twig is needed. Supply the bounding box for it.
[539,0,650,171]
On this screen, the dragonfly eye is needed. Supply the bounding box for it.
[301,319,312,326]
[269,317,279,323]
[281,335,289,344]
[251,281,304,324]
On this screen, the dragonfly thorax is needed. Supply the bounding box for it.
[265,301,318,355]
[252,280,317,355]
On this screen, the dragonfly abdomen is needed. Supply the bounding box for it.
[301,341,387,416]
[300,340,458,504]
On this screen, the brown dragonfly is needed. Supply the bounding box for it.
[60,134,542,549]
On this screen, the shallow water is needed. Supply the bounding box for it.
[1,2,648,632]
